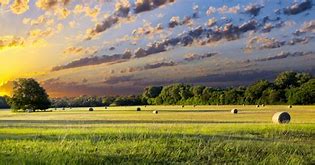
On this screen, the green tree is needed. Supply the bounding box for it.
[10,78,51,112]
[287,79,315,104]
[245,80,270,104]
[274,71,298,89]
[143,86,163,99]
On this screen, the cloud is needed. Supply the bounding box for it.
[104,75,137,85]
[253,51,314,62]
[51,50,132,71]
[183,52,217,62]
[85,0,175,40]
[85,15,119,40]
[143,61,175,70]
[0,36,25,50]
[245,36,285,51]
[134,0,175,13]
[207,18,217,27]
[23,15,47,26]
[55,7,70,19]
[299,20,315,33]
[73,4,100,18]
[239,19,257,32]
[10,0,29,14]
[0,0,10,7]
[287,36,311,45]
[168,16,194,28]
[132,22,163,36]
[36,0,71,10]
[27,28,54,39]
[115,0,130,17]
[206,5,241,15]
[284,0,312,15]
[63,46,98,56]
[244,4,263,16]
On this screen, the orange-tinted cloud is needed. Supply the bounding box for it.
[10,0,29,14]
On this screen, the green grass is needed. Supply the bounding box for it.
[0,105,314,164]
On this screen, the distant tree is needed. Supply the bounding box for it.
[295,72,312,86]
[143,86,163,99]
[287,79,315,105]
[223,87,245,105]
[245,80,270,104]
[102,96,115,106]
[10,78,51,112]
[274,71,298,89]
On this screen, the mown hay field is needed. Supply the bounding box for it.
[0,105,314,164]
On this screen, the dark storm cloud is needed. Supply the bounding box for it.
[284,0,312,15]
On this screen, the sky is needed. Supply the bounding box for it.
[0,0,314,97]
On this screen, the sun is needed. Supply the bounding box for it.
[0,91,10,96]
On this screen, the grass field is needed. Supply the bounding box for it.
[0,105,314,164]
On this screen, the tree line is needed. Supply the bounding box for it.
[1,71,314,110]
[50,71,314,107]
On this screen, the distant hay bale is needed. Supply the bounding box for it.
[256,105,260,108]
[153,110,158,114]
[182,105,185,108]
[62,107,65,110]
[272,112,291,124]
[288,105,292,108]
[137,107,141,111]
[89,107,94,111]
[145,105,147,108]
[54,108,57,110]
[243,104,245,106]
[105,106,107,109]
[193,105,196,107]
[261,104,265,107]
[231,109,238,114]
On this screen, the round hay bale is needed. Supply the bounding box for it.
[231,109,238,114]
[256,105,260,108]
[54,108,57,110]
[261,104,265,107]
[182,105,185,108]
[89,107,94,111]
[153,110,158,114]
[62,107,65,110]
[105,106,107,109]
[272,112,291,124]
[136,107,141,111]
[288,105,292,108]
[242,104,245,106]
[193,105,196,107]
